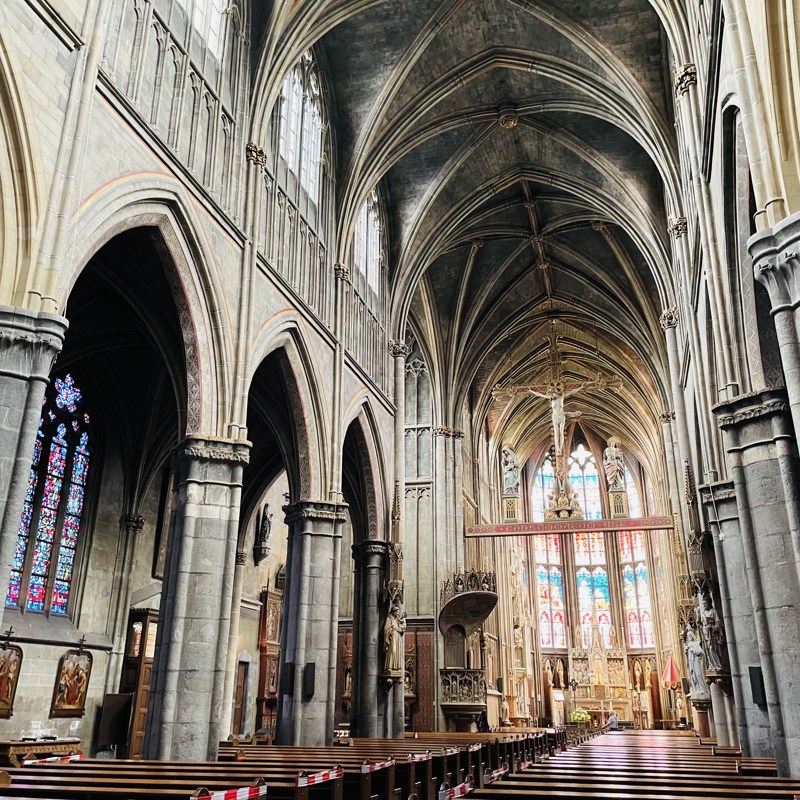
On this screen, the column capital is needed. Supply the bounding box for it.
[668,217,688,238]
[660,307,680,330]
[334,262,351,282]
[750,209,800,310]
[245,142,266,167]
[283,500,348,526]
[352,539,391,567]
[124,514,145,533]
[713,389,790,431]
[674,63,697,97]
[433,425,464,439]
[388,339,411,358]
[182,435,251,465]
[0,305,68,382]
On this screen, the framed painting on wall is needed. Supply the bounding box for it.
[50,647,92,718]
[0,642,23,718]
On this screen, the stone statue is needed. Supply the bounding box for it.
[253,503,273,566]
[502,447,521,495]
[684,628,707,697]
[700,595,724,672]
[501,696,511,725]
[383,605,406,674]
[603,438,625,490]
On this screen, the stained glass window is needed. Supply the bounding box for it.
[574,525,613,648]
[568,444,602,519]
[618,531,654,648]
[5,375,91,616]
[534,534,566,648]
[625,467,642,517]
[278,53,324,202]
[174,0,225,58]
[531,452,556,522]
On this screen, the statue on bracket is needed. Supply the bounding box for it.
[603,437,625,491]
[253,503,273,566]
[501,447,521,496]
[683,627,708,698]
[383,604,407,676]
[700,595,725,672]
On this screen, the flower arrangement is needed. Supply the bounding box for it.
[571,707,591,723]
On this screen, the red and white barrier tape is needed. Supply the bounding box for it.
[485,763,509,783]
[23,754,83,765]
[361,758,393,773]
[194,785,267,800]
[441,746,459,757]
[295,767,343,787]
[408,751,432,763]
[438,779,473,799]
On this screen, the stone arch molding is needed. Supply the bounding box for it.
[65,180,233,436]
[342,397,389,541]
[0,15,43,305]
[248,314,329,501]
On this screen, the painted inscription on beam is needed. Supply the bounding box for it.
[464,516,674,538]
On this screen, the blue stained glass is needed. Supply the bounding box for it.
[37,507,57,541]
[61,516,79,548]
[30,540,52,574]
[71,454,89,486]
[77,432,89,454]
[25,574,46,611]
[50,581,69,615]
[54,424,67,445]
[43,475,62,507]
[592,567,611,609]
[18,504,32,537]
[550,567,564,610]
[48,444,66,477]
[25,468,39,504]
[47,410,55,421]
[622,565,637,610]
[56,548,74,581]
[6,573,20,606]
[54,374,82,413]
[66,483,84,517]
[12,535,28,570]
[33,436,42,467]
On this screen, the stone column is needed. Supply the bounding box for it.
[105,514,145,694]
[752,211,800,440]
[715,392,799,773]
[700,482,754,753]
[0,306,68,628]
[144,435,250,761]
[350,540,390,737]
[219,550,248,737]
[276,501,346,746]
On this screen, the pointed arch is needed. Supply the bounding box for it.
[341,397,389,541]
[248,315,328,500]
[67,179,236,436]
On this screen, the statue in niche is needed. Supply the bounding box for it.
[502,447,521,495]
[603,438,625,491]
[700,595,725,672]
[253,503,273,566]
[633,659,643,691]
[684,627,708,697]
[383,604,407,674]
[555,658,565,689]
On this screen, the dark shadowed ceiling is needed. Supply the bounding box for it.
[257,0,683,478]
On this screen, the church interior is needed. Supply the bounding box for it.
[2,0,800,796]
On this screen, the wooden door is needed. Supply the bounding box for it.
[120,611,157,758]
[232,661,248,735]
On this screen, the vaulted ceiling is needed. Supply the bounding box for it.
[256,0,687,480]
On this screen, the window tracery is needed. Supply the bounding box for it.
[6,375,91,616]
[619,530,655,649]
[568,443,602,519]
[278,53,323,203]
[353,190,384,301]
[534,535,566,649]
[175,0,226,59]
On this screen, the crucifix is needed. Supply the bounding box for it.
[492,328,622,492]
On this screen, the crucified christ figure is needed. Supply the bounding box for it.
[493,374,621,456]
